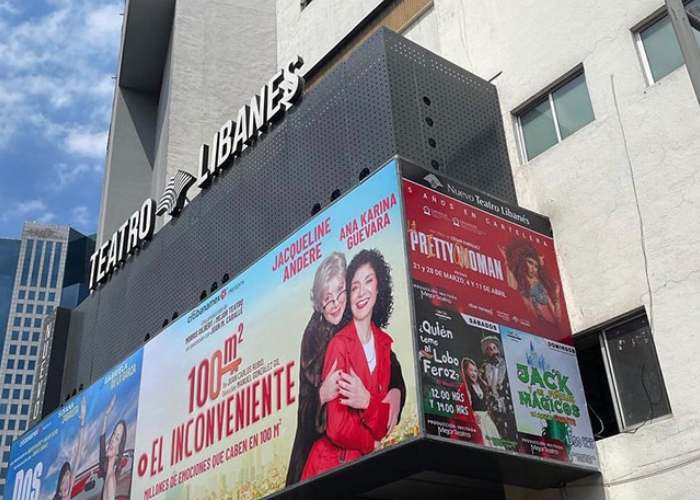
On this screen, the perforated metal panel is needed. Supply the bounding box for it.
[61,28,516,397]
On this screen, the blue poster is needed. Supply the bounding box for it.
[6,349,143,500]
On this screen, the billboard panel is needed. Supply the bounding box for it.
[10,158,597,500]
[7,350,143,500]
[401,162,597,467]
[131,160,418,498]
[502,329,597,466]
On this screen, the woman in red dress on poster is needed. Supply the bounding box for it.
[448,357,484,445]
[301,249,395,480]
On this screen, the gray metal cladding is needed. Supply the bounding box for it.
[61,28,515,399]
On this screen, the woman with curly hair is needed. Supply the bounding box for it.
[285,252,405,485]
[499,240,562,328]
[300,249,398,480]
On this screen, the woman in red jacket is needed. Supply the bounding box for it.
[448,357,484,444]
[301,249,395,479]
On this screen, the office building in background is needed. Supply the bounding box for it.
[0,224,94,494]
[0,240,20,356]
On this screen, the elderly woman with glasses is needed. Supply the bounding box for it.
[285,251,406,485]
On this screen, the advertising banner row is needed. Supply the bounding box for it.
[401,165,596,467]
[8,159,597,500]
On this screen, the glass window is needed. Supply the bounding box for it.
[552,73,595,140]
[5,360,13,370]
[15,304,23,313]
[26,304,34,314]
[25,375,33,385]
[33,318,42,328]
[18,420,25,431]
[17,290,25,300]
[28,291,35,300]
[30,347,37,356]
[19,346,26,355]
[3,376,10,385]
[38,292,45,301]
[12,390,19,400]
[50,243,62,288]
[40,241,53,288]
[7,420,15,430]
[10,331,18,341]
[9,405,16,415]
[28,361,35,370]
[517,70,594,160]
[12,318,20,327]
[0,405,6,413]
[637,1,700,83]
[20,405,28,415]
[1,390,7,399]
[14,375,22,384]
[520,98,559,160]
[575,310,671,436]
[8,346,16,355]
[4,437,10,446]
[23,318,31,327]
[35,305,43,315]
[30,241,44,286]
[19,240,33,286]
[48,292,56,302]
[47,306,54,314]
[21,332,28,341]
[23,390,30,399]
[32,332,39,342]
[17,361,24,370]
[603,314,671,428]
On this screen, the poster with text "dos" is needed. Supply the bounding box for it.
[7,350,143,500]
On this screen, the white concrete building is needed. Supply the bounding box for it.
[92,0,700,497]
[275,0,700,498]
[96,0,277,243]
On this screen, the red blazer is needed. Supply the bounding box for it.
[300,321,392,480]
[447,383,483,445]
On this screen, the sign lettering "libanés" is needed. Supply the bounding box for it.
[89,57,305,291]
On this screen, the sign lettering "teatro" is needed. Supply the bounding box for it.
[89,57,305,291]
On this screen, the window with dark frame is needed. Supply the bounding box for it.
[515,69,595,161]
[635,0,700,84]
[574,309,671,439]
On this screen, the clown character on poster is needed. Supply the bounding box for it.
[477,334,518,449]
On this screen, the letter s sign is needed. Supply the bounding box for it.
[13,462,43,500]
